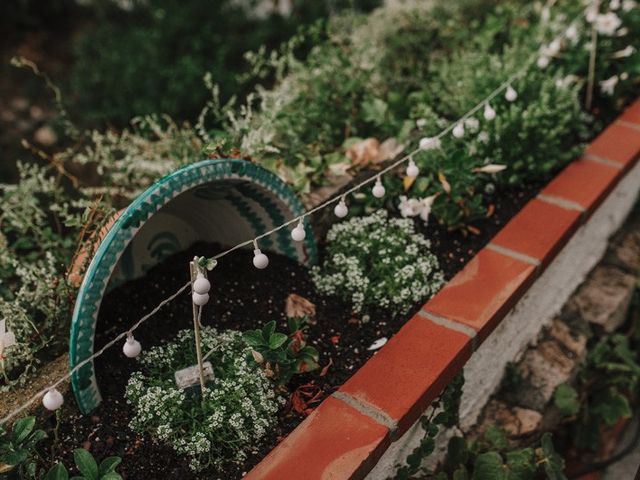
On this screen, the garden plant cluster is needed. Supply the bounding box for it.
[0,0,639,478]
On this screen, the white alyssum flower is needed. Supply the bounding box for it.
[611,45,635,58]
[312,210,444,316]
[126,327,281,472]
[594,12,623,35]
[622,0,637,11]
[600,75,619,95]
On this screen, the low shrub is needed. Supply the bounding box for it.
[243,317,319,385]
[0,416,46,478]
[125,327,282,472]
[311,210,444,316]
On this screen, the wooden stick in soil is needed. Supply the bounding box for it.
[189,259,207,395]
[585,0,599,111]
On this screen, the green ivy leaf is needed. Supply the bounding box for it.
[99,457,122,475]
[262,321,276,341]
[484,426,508,451]
[591,390,631,427]
[74,449,98,480]
[553,384,580,416]
[540,433,566,480]
[11,417,35,444]
[45,463,69,480]
[242,330,265,348]
[472,452,506,480]
[268,333,289,350]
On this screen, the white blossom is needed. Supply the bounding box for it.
[594,12,622,36]
[599,75,619,95]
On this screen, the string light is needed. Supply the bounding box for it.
[123,334,142,358]
[452,122,465,138]
[42,388,64,411]
[406,157,420,178]
[334,196,349,218]
[372,177,386,198]
[2,6,587,426]
[252,240,269,269]
[193,272,211,295]
[291,218,306,242]
[483,103,496,121]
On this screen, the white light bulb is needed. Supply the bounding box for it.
[372,178,385,198]
[291,220,306,242]
[483,103,496,121]
[537,55,550,69]
[505,85,518,102]
[253,249,269,269]
[42,388,64,411]
[406,159,419,178]
[193,273,210,295]
[452,122,465,138]
[123,335,142,358]
[334,199,348,218]
[192,292,209,306]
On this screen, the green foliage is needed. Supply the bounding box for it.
[0,417,46,478]
[69,0,381,127]
[243,317,320,385]
[553,383,580,416]
[555,331,639,450]
[312,210,444,316]
[43,449,123,480]
[437,431,565,480]
[0,159,114,389]
[125,327,282,471]
[394,373,465,479]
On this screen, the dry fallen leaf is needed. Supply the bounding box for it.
[285,293,316,322]
[345,137,405,167]
[438,171,451,194]
[346,138,381,167]
[486,204,495,218]
[473,164,507,174]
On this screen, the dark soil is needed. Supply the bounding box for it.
[44,182,543,479]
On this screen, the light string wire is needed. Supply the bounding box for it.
[1,8,584,426]
[0,282,190,425]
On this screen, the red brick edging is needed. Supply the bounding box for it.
[245,99,640,480]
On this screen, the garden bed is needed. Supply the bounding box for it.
[34,101,640,480]
[44,181,542,479]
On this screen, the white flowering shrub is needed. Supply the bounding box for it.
[125,327,282,472]
[311,210,444,316]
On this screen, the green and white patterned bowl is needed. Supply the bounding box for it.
[70,159,316,413]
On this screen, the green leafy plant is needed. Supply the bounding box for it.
[0,417,46,478]
[125,327,282,472]
[243,317,320,385]
[553,333,639,450]
[312,209,444,316]
[394,373,464,479]
[435,429,566,480]
[43,449,122,480]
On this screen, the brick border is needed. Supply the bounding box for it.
[245,99,640,480]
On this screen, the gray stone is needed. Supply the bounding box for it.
[512,338,580,412]
[570,265,636,332]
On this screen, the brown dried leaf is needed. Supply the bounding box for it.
[285,293,316,321]
[346,138,380,167]
[467,225,481,235]
[438,171,451,194]
[486,204,495,218]
[320,358,333,377]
